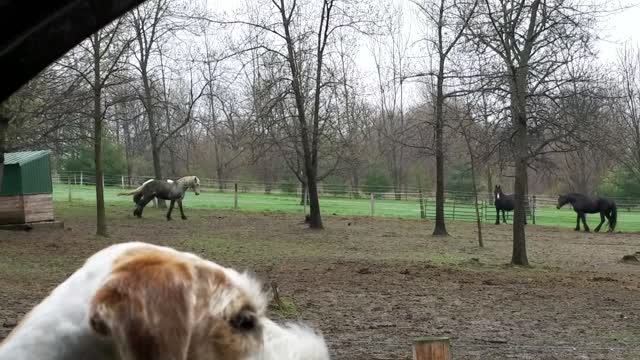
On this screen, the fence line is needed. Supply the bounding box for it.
[52,171,640,229]
[53,171,640,204]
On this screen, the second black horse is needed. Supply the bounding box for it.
[494,185,527,225]
[557,193,617,232]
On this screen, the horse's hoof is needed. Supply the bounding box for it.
[585,229,590,233]
[167,217,172,221]
[574,228,580,231]
[181,217,187,220]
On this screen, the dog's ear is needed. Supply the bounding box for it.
[89,250,194,360]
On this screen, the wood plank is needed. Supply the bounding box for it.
[26,214,54,222]
[0,194,55,224]
[23,194,54,222]
[0,214,25,224]
[413,337,451,360]
[0,195,25,224]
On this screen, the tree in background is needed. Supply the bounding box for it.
[409,0,477,236]
[468,0,599,265]
[56,18,131,236]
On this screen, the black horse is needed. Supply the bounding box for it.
[118,176,201,220]
[557,193,617,232]
[494,185,528,225]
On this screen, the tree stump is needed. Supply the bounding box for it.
[413,337,451,360]
[270,281,285,309]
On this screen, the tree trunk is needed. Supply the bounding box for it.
[142,72,166,207]
[123,119,133,185]
[169,148,177,177]
[391,147,402,200]
[94,102,107,236]
[432,66,448,236]
[512,150,528,265]
[471,164,483,247]
[351,169,359,197]
[93,34,107,237]
[462,122,483,248]
[511,75,529,266]
[216,163,225,191]
[306,169,322,229]
[300,181,308,205]
[277,1,324,229]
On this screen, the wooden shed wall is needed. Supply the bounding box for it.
[0,194,54,224]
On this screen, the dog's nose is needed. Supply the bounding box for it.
[230,310,256,331]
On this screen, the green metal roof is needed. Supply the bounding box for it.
[4,150,51,166]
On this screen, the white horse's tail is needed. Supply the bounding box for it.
[117,179,153,196]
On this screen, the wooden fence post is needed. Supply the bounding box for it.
[452,197,456,220]
[80,172,83,186]
[483,200,487,222]
[68,176,72,203]
[121,176,125,189]
[413,337,451,360]
[370,192,375,216]
[532,195,537,225]
[234,183,238,209]
[424,197,428,219]
[419,190,426,219]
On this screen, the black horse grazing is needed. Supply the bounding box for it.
[494,185,527,225]
[118,176,201,220]
[557,193,617,232]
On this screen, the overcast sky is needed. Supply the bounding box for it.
[207,0,640,57]
[205,0,640,103]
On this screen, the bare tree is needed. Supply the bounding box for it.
[129,0,171,187]
[128,0,205,201]
[370,7,410,201]
[457,103,483,247]
[215,0,371,228]
[613,44,640,184]
[409,0,477,236]
[468,0,598,265]
[334,34,375,195]
[57,19,131,236]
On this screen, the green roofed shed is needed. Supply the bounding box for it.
[1,150,53,195]
[0,150,55,225]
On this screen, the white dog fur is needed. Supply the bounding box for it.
[0,242,330,360]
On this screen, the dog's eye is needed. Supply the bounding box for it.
[230,310,256,331]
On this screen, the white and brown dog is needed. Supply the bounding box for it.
[0,242,329,360]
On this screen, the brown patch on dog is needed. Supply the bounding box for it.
[90,247,262,360]
[90,249,195,360]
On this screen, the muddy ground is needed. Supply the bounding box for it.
[1,204,640,359]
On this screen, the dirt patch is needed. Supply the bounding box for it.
[1,204,640,359]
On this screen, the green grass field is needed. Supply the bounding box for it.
[53,184,640,231]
